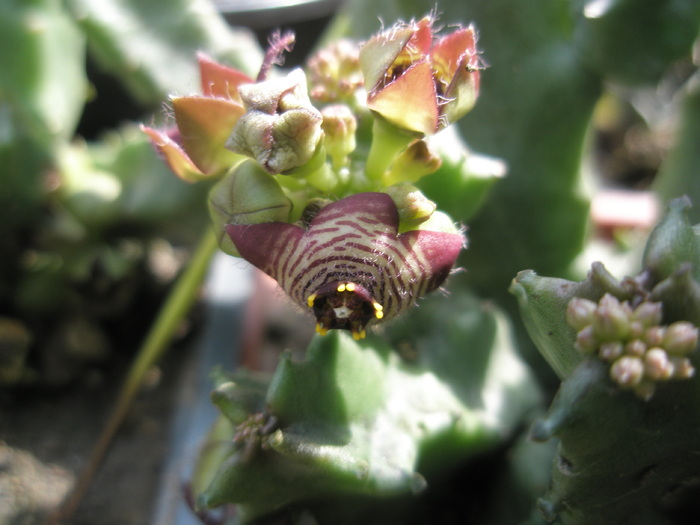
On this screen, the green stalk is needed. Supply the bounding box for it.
[365,118,414,182]
[51,228,219,523]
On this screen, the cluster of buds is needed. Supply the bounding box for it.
[567,294,698,399]
[145,14,481,339]
[307,40,364,103]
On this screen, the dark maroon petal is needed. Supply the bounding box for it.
[226,222,304,277]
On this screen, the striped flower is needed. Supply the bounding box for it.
[227,192,464,339]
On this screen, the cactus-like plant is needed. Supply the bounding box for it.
[513,198,700,524]
[137,0,700,522]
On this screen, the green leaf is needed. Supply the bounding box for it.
[196,287,540,523]
[58,124,211,235]
[0,0,87,301]
[0,0,87,143]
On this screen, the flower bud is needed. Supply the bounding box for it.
[575,325,599,354]
[625,339,647,357]
[385,184,437,231]
[644,326,666,348]
[320,104,357,170]
[610,356,644,387]
[599,341,623,362]
[383,139,442,186]
[208,160,292,256]
[227,69,324,174]
[631,301,663,327]
[663,321,699,355]
[307,40,363,102]
[643,348,673,380]
[592,294,630,341]
[566,297,597,331]
[142,55,253,182]
[670,357,695,379]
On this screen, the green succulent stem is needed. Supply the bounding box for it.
[51,228,218,522]
[365,117,415,182]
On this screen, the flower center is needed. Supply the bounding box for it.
[306,281,383,340]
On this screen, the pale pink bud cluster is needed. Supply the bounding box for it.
[567,294,697,400]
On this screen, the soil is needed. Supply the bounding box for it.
[0,258,314,525]
[0,338,194,525]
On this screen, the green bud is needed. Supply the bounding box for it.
[625,339,647,357]
[208,160,292,256]
[599,341,623,362]
[575,326,599,355]
[631,301,663,327]
[644,326,666,348]
[383,139,442,186]
[227,69,323,174]
[566,297,597,331]
[663,321,699,355]
[643,348,673,380]
[670,357,695,379]
[386,184,437,231]
[592,294,630,341]
[610,356,644,387]
[628,320,645,340]
[307,39,363,103]
[415,210,461,235]
[320,104,357,171]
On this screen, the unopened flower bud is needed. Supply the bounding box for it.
[575,325,599,354]
[208,160,292,256]
[320,104,357,170]
[628,320,645,339]
[670,357,695,379]
[566,297,597,331]
[625,339,647,357]
[610,356,644,387]
[644,348,674,380]
[631,301,663,327]
[593,294,630,341]
[383,139,442,186]
[644,326,666,348]
[307,40,363,102]
[385,184,437,230]
[416,210,461,235]
[663,321,699,355]
[227,69,323,174]
[599,341,623,362]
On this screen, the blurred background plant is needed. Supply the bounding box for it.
[0,0,266,387]
[2,0,700,524]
